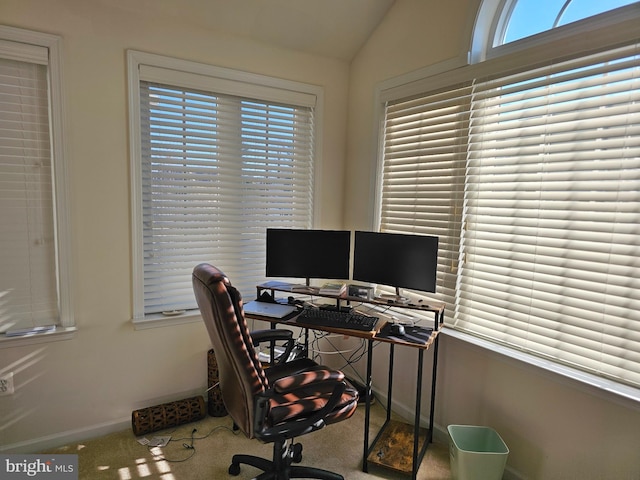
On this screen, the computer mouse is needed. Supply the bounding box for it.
[390,323,405,336]
[287,296,304,307]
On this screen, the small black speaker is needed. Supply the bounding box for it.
[348,284,374,300]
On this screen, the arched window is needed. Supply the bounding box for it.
[499,0,638,44]
[471,0,640,62]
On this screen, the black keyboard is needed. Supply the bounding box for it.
[296,308,379,332]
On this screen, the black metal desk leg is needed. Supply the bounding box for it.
[412,348,424,480]
[363,339,373,473]
[428,334,439,444]
[387,343,394,422]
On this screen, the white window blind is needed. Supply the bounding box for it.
[139,81,314,315]
[380,41,640,389]
[0,53,58,331]
[381,83,471,306]
[457,43,640,388]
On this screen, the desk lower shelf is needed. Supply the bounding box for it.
[367,419,429,474]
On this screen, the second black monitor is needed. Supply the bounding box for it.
[353,231,438,296]
[266,228,351,283]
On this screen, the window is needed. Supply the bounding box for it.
[377,6,640,392]
[128,51,320,324]
[471,0,640,62]
[0,26,72,339]
[497,0,638,45]
[379,83,470,308]
[458,44,640,389]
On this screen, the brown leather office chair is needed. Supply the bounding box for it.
[192,263,359,480]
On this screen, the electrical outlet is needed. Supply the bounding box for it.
[0,372,14,396]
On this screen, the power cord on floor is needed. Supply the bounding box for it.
[146,423,240,463]
[182,428,197,450]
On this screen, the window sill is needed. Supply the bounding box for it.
[441,326,640,410]
[132,310,202,330]
[0,326,77,348]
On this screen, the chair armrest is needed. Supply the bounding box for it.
[254,380,347,441]
[251,329,293,344]
[251,329,295,365]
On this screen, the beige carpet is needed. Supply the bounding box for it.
[44,402,451,480]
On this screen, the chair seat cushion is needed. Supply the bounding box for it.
[268,378,359,426]
[264,358,359,428]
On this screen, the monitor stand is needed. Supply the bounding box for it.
[379,287,411,304]
[290,277,318,294]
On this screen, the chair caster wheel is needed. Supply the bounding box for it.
[292,443,303,463]
[228,463,241,476]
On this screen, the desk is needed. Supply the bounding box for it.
[247,282,445,480]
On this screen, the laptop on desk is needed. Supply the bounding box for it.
[243,300,297,319]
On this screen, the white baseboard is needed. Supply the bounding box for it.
[370,384,449,449]
[0,417,131,454]
[1,389,208,453]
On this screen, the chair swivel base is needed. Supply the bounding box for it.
[228,440,343,480]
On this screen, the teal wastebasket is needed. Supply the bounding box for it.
[448,425,509,480]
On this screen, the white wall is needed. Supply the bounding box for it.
[3,1,640,478]
[0,0,348,450]
[345,1,640,479]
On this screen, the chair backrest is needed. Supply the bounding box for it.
[192,263,268,437]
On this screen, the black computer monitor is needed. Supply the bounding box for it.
[265,228,351,285]
[352,231,438,302]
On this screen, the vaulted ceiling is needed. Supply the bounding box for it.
[102,0,396,61]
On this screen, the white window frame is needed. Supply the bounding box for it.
[127,50,323,329]
[374,12,640,403]
[0,26,74,346]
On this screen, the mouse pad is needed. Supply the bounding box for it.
[377,324,434,345]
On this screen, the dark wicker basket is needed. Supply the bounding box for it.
[207,349,228,417]
[131,395,206,436]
